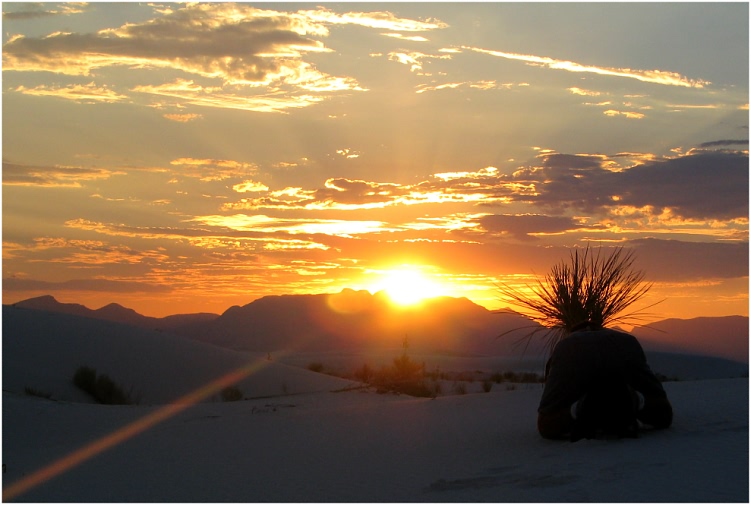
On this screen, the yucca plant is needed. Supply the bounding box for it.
[498,246,656,354]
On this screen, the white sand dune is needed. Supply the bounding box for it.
[2,306,749,502]
[3,307,358,404]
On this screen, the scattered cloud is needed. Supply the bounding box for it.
[2,161,122,187]
[388,51,451,73]
[2,276,170,293]
[217,150,747,225]
[477,214,593,241]
[133,80,326,114]
[698,139,748,148]
[568,87,602,96]
[603,109,646,119]
[515,151,748,221]
[2,4,439,113]
[336,148,360,159]
[382,33,429,42]
[463,46,710,88]
[14,82,127,103]
[298,7,447,32]
[416,80,523,94]
[163,113,203,123]
[169,158,258,182]
[233,180,269,193]
[2,2,88,20]
[189,214,390,237]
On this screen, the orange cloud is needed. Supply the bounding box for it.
[169,158,258,181]
[464,46,710,88]
[14,82,127,103]
[2,161,122,187]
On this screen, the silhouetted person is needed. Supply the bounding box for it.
[537,321,673,441]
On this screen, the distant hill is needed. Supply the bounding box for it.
[11,295,219,331]
[8,293,749,362]
[633,316,749,363]
[174,289,547,356]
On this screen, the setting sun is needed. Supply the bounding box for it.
[368,267,447,306]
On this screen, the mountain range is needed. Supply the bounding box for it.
[8,292,749,362]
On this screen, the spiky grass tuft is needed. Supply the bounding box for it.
[498,246,657,354]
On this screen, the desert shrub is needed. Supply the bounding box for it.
[490,372,504,384]
[24,387,52,399]
[221,385,243,402]
[482,380,493,393]
[358,340,434,397]
[498,246,655,353]
[307,362,324,373]
[73,365,97,392]
[452,381,467,395]
[72,366,134,405]
[353,363,374,383]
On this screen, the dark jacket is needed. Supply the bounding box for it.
[538,327,673,439]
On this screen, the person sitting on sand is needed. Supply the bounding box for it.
[537,321,673,441]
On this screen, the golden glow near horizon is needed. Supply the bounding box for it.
[1,3,748,320]
[366,266,451,306]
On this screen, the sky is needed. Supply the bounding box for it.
[2,2,748,320]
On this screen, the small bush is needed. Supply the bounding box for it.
[307,362,324,373]
[482,380,493,393]
[24,387,52,399]
[73,365,97,393]
[73,366,134,405]
[221,385,243,402]
[452,382,467,395]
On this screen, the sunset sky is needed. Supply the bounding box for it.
[2,2,748,320]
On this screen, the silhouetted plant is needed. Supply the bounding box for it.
[452,381,467,395]
[73,365,97,393]
[221,385,243,402]
[307,362,324,373]
[498,246,657,354]
[359,338,433,397]
[353,363,374,383]
[73,366,135,405]
[24,386,52,399]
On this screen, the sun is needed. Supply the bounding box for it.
[369,267,446,306]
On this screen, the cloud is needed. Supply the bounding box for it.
[3,4,324,81]
[217,149,746,226]
[631,238,748,281]
[2,277,170,293]
[415,80,522,94]
[233,181,269,193]
[3,3,434,110]
[698,139,748,148]
[64,218,331,252]
[3,2,88,20]
[515,151,749,221]
[2,161,122,187]
[132,80,326,114]
[603,109,645,119]
[568,87,601,97]
[477,214,591,241]
[169,158,258,181]
[14,82,127,103]
[189,214,390,238]
[382,33,429,42]
[388,51,451,73]
[463,46,710,88]
[163,113,203,123]
[298,8,447,32]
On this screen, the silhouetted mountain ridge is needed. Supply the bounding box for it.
[633,316,749,363]
[8,293,748,361]
[11,295,219,331]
